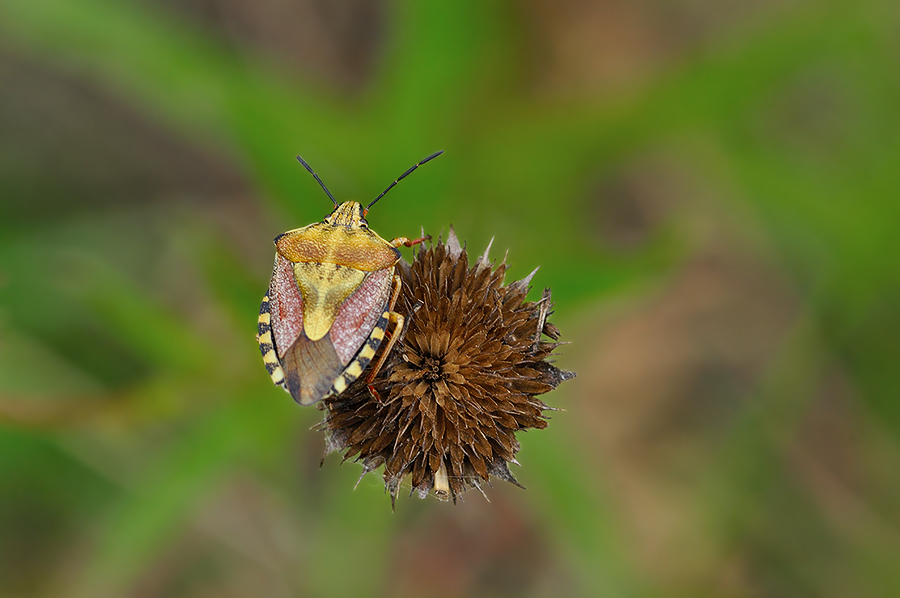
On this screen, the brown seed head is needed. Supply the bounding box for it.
[321,229,574,507]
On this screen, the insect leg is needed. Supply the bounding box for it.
[366,310,404,403]
[390,235,431,248]
[386,273,402,311]
[365,274,404,403]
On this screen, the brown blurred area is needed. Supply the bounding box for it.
[158,0,384,91]
[525,0,801,97]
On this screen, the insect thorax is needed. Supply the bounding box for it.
[275,206,400,273]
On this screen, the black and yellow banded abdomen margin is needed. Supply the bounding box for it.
[328,311,389,396]
[257,294,286,388]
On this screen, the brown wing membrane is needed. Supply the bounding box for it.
[282,335,345,406]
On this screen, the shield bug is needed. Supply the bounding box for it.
[257,151,442,406]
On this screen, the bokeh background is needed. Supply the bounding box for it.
[1,0,899,596]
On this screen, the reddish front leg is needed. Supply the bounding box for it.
[390,235,431,248]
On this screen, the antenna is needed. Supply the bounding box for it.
[366,150,443,212]
[296,155,337,207]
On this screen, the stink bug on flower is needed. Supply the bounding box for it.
[257,151,442,406]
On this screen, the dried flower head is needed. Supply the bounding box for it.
[320,229,574,507]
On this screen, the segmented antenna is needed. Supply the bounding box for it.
[367,150,444,212]
[296,155,337,207]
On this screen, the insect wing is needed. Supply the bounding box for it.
[258,252,303,390]
[261,252,395,405]
[330,266,393,365]
[269,253,305,358]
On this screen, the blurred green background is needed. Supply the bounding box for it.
[1,0,899,596]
